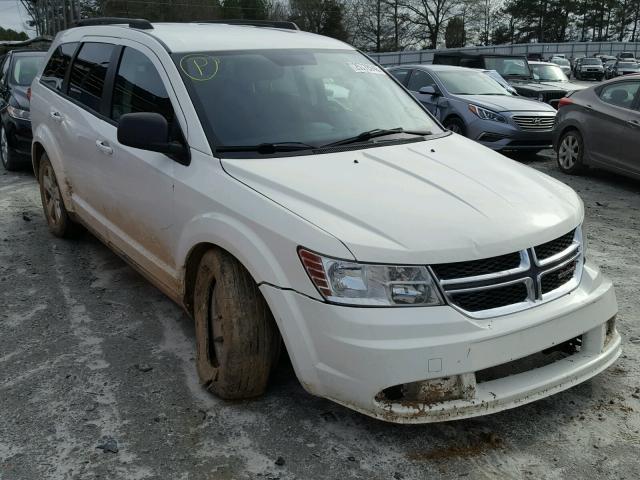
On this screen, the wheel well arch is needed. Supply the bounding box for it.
[182,242,269,319]
[32,141,45,179]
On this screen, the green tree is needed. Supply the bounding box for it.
[444,15,465,47]
[0,27,29,41]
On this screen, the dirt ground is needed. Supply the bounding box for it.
[1,151,639,480]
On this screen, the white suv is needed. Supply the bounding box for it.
[30,19,620,423]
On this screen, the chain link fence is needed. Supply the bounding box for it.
[368,42,640,66]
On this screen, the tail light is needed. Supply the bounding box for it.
[558,97,574,108]
[27,87,32,101]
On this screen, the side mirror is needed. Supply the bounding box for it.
[117,112,190,166]
[419,85,438,96]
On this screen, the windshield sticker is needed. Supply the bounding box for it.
[180,55,220,81]
[347,63,384,75]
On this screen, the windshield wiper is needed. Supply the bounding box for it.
[321,128,432,148]
[216,142,317,154]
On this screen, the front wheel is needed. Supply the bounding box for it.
[194,249,281,400]
[444,117,466,136]
[557,130,586,175]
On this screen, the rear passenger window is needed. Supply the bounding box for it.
[68,42,115,113]
[41,42,78,91]
[599,82,640,109]
[111,47,174,125]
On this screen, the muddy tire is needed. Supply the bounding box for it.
[194,248,281,399]
[38,153,82,238]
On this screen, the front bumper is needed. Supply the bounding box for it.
[262,261,619,423]
[468,118,553,152]
[579,70,604,79]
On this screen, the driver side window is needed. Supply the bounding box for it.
[111,47,175,126]
[408,70,436,92]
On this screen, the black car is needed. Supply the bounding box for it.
[0,50,46,170]
[432,52,572,106]
[574,57,604,81]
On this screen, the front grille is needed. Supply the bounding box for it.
[450,282,528,312]
[534,229,576,261]
[513,115,556,131]
[541,261,577,294]
[431,230,583,318]
[431,252,521,280]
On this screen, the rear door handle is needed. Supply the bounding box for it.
[584,104,593,111]
[95,140,113,155]
[50,111,64,122]
[628,119,640,128]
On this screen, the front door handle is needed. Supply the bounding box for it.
[627,119,640,128]
[584,104,593,111]
[95,140,113,155]
[50,111,64,122]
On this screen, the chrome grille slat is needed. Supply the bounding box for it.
[432,229,582,319]
[512,115,556,132]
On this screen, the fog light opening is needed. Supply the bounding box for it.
[376,374,476,406]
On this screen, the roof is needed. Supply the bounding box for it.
[528,61,556,66]
[393,64,481,73]
[60,22,352,53]
[432,51,525,59]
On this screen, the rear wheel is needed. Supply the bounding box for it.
[444,117,466,136]
[557,130,586,175]
[0,124,21,171]
[38,153,82,237]
[194,248,281,399]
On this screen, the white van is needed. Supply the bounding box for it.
[29,19,620,423]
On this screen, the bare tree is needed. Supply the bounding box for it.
[400,0,461,48]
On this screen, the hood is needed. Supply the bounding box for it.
[221,135,583,264]
[510,80,572,93]
[456,94,556,113]
[10,86,30,110]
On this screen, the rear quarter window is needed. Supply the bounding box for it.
[41,42,78,92]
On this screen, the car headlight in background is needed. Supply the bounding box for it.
[298,249,444,307]
[7,105,30,121]
[468,104,506,123]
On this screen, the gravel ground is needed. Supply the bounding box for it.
[1,151,639,480]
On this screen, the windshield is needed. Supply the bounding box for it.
[618,62,639,69]
[438,70,510,95]
[10,55,45,86]
[530,64,568,82]
[582,58,602,65]
[484,57,530,77]
[551,58,570,66]
[174,49,440,149]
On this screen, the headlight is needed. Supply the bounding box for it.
[7,105,30,121]
[468,104,506,123]
[298,249,444,307]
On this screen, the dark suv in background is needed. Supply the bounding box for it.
[432,52,575,107]
[0,50,46,170]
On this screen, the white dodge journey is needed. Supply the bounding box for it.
[29,19,620,423]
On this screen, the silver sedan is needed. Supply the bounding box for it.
[389,64,557,153]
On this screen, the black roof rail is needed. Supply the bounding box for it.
[73,17,153,30]
[203,20,299,31]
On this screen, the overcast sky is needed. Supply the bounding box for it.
[0,0,35,36]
